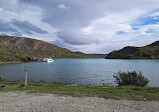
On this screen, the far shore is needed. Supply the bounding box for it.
[0,58,105,65]
[1,58,159,65]
[0,61,21,65]
[0,61,42,65]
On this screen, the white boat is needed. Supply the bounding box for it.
[43,58,54,62]
[47,58,54,62]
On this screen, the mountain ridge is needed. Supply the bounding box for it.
[0,36,105,62]
[105,40,159,59]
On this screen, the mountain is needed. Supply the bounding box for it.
[105,41,159,59]
[0,36,105,62]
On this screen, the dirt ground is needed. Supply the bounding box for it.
[0,92,158,112]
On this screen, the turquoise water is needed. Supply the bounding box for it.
[0,59,159,87]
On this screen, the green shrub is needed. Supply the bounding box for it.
[113,71,149,86]
[0,75,5,82]
[19,54,31,62]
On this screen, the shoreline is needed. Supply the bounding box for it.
[0,58,105,65]
[0,61,42,65]
[0,61,21,65]
[1,58,159,65]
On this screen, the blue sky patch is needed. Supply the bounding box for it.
[116,31,126,35]
[137,16,159,25]
[145,29,154,33]
[132,27,139,31]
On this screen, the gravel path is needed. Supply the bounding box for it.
[0,92,158,112]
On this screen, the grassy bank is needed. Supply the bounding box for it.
[0,81,159,101]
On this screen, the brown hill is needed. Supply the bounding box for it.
[0,36,105,62]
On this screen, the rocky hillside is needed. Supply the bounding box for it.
[105,41,159,59]
[0,36,105,62]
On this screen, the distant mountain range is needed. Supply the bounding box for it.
[0,36,106,62]
[105,41,159,59]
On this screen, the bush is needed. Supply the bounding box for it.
[0,75,5,82]
[113,71,149,86]
[19,54,31,62]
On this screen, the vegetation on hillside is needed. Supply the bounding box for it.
[113,71,149,86]
[0,36,105,62]
[105,41,159,59]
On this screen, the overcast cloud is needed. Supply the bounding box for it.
[0,0,159,53]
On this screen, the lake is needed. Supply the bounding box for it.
[0,59,159,87]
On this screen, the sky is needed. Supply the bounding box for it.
[0,0,159,54]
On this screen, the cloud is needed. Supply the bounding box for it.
[56,31,101,45]
[0,20,17,32]
[0,2,57,42]
[58,4,69,9]
[12,32,22,37]
[0,0,19,10]
[0,33,8,36]
[11,19,48,34]
[1,0,159,53]
[22,0,108,30]
[0,19,23,37]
